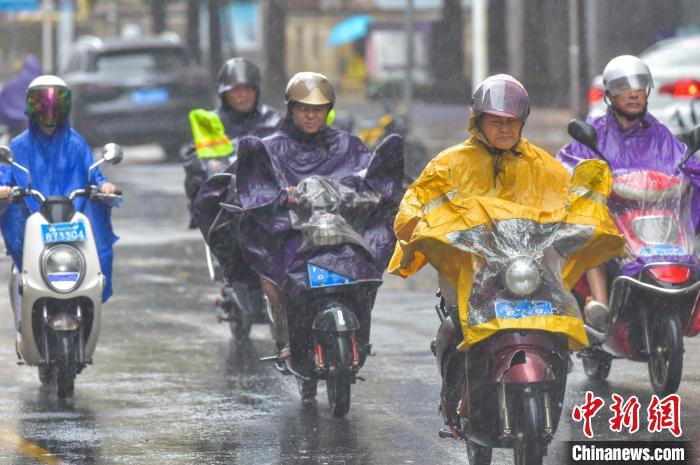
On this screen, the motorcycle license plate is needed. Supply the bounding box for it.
[494,300,553,319]
[638,244,687,257]
[307,264,355,288]
[41,221,87,244]
[131,88,169,105]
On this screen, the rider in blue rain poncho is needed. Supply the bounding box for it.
[0,75,118,302]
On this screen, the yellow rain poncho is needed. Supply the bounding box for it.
[389,119,623,351]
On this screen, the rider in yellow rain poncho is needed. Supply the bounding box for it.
[389,74,624,352]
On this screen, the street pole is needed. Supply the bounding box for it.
[568,0,581,118]
[472,0,488,90]
[41,0,53,72]
[403,0,414,133]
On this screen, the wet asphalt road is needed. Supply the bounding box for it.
[0,149,697,465]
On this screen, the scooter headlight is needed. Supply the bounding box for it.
[504,257,541,296]
[42,245,85,293]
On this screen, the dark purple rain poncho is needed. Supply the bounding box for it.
[0,55,42,136]
[557,110,700,275]
[193,120,404,295]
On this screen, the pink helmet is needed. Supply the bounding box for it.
[471,74,530,123]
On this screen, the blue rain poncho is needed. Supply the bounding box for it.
[0,122,118,301]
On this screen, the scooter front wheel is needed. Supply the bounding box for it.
[56,333,77,399]
[648,312,683,396]
[513,392,544,465]
[326,335,352,417]
[466,438,492,465]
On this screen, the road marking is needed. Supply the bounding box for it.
[0,426,69,464]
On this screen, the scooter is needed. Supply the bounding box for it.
[260,175,383,416]
[431,156,619,465]
[570,120,700,395]
[0,143,123,398]
[185,109,266,340]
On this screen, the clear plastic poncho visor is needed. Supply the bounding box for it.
[471,76,530,122]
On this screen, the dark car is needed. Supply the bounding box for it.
[60,34,213,159]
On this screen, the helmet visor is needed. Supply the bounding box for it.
[606,74,653,96]
[26,86,71,127]
[472,80,529,121]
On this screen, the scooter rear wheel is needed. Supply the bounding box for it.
[466,439,492,465]
[648,312,683,396]
[298,378,318,401]
[326,336,352,417]
[38,365,54,386]
[513,392,544,465]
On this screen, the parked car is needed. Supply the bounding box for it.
[587,34,700,138]
[60,34,213,159]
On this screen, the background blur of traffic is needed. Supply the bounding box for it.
[1,0,700,173]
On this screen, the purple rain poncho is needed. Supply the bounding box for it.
[557,110,700,275]
[0,56,41,136]
[193,120,404,295]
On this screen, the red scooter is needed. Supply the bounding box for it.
[432,157,618,465]
[570,120,700,395]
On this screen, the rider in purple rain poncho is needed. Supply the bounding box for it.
[193,72,404,359]
[0,55,42,138]
[557,55,700,319]
[0,76,119,306]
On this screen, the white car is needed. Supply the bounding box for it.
[587,34,700,138]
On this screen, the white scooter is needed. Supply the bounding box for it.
[0,144,123,398]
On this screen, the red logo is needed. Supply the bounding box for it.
[572,391,605,438]
[647,394,682,437]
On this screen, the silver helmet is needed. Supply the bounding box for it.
[603,55,654,97]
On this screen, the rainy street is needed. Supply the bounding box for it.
[0,150,692,465]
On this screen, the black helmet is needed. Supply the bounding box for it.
[217,58,261,96]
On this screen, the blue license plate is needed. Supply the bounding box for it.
[41,221,87,244]
[131,88,169,105]
[495,300,554,319]
[307,264,355,288]
[638,244,687,257]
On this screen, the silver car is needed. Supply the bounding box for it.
[587,34,700,137]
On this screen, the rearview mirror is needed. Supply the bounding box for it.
[101,143,124,165]
[0,146,13,165]
[567,119,598,149]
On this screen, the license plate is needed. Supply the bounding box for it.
[494,300,554,319]
[131,88,169,105]
[307,264,355,288]
[638,244,687,257]
[41,221,87,244]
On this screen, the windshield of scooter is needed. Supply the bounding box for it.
[446,217,595,328]
[609,169,694,259]
[289,175,380,254]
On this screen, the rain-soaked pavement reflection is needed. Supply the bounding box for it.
[0,159,697,464]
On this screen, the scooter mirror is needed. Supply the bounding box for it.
[101,143,124,165]
[0,146,13,165]
[567,119,598,149]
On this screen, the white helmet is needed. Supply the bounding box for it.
[602,55,654,97]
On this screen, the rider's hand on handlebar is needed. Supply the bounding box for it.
[0,186,11,199]
[98,182,118,195]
